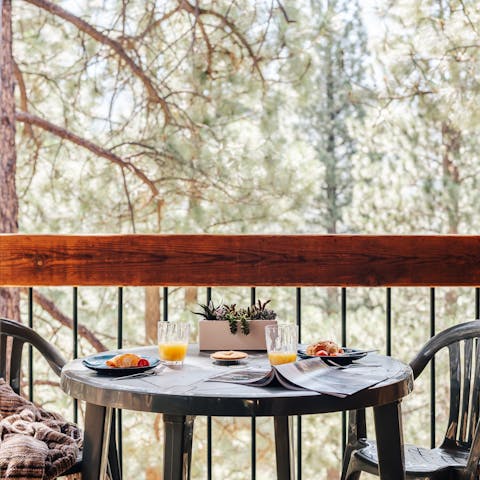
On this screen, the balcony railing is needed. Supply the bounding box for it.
[2,234,480,479]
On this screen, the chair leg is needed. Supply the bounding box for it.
[343,456,363,480]
[345,471,362,480]
[342,409,368,480]
[107,410,121,480]
[341,448,362,480]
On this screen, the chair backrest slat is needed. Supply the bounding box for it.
[446,342,462,446]
[0,334,6,380]
[468,340,480,444]
[9,338,25,395]
[459,339,474,444]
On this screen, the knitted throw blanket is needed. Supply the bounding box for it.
[0,378,82,480]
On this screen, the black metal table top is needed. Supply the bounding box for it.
[61,346,413,417]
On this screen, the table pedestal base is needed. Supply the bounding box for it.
[374,401,405,480]
[81,404,112,480]
[274,416,295,480]
[161,415,296,480]
[80,405,405,480]
[163,414,195,480]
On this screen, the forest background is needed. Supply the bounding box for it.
[1,0,480,478]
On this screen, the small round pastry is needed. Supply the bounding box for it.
[210,350,248,365]
[210,350,248,361]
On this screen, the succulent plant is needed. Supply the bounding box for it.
[224,310,240,334]
[239,316,250,335]
[194,301,227,320]
[195,299,275,335]
[247,299,277,320]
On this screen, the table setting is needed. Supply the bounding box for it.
[61,318,413,480]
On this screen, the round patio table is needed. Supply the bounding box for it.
[60,346,413,480]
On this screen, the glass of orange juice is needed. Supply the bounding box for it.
[265,323,298,366]
[158,321,190,367]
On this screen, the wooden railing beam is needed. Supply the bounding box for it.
[1,234,479,287]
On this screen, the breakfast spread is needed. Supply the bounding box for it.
[210,350,248,361]
[105,353,150,368]
[306,340,344,357]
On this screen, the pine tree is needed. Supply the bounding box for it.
[298,0,368,234]
[0,0,20,319]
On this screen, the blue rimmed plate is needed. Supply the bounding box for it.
[297,348,368,366]
[82,353,161,376]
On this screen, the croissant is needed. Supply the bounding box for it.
[106,353,142,368]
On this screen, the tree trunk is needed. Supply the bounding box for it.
[145,286,160,344]
[441,121,461,314]
[325,30,339,315]
[441,121,461,235]
[144,201,165,343]
[184,287,198,308]
[0,0,20,320]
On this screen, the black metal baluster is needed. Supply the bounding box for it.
[28,287,33,402]
[341,288,347,458]
[73,287,78,423]
[476,288,479,319]
[205,287,212,480]
[341,288,347,348]
[117,289,123,344]
[117,287,124,473]
[296,287,302,480]
[251,415,256,480]
[207,416,212,480]
[251,286,256,480]
[430,288,436,449]
[163,287,168,322]
[296,288,302,343]
[386,288,392,357]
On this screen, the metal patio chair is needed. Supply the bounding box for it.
[0,317,121,479]
[341,319,480,480]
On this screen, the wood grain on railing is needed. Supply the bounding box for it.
[1,234,480,287]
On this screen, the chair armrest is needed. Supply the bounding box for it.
[32,337,66,377]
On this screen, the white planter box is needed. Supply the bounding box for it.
[198,319,277,351]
